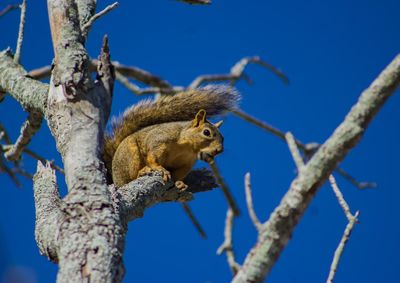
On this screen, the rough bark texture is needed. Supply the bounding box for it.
[0,49,47,112]
[0,1,218,281]
[1,1,399,282]
[231,54,400,283]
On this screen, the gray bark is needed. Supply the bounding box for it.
[231,54,400,283]
[1,1,398,282]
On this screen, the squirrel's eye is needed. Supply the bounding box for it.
[203,129,211,136]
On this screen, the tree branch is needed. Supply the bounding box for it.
[0,4,19,17]
[217,208,241,275]
[14,0,27,64]
[47,0,91,99]
[33,161,64,263]
[81,2,119,38]
[285,131,305,169]
[0,49,48,113]
[326,175,359,283]
[244,172,262,231]
[181,202,207,239]
[4,111,43,161]
[231,54,400,283]
[115,169,218,222]
[327,211,359,283]
[209,161,240,216]
[189,56,289,89]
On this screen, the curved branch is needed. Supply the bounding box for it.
[29,59,175,90]
[231,54,400,283]
[5,111,43,161]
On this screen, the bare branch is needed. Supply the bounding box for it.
[33,161,64,263]
[326,175,360,282]
[182,202,207,239]
[329,175,353,221]
[326,211,359,283]
[177,0,211,5]
[233,109,309,151]
[4,111,43,161]
[189,56,289,89]
[217,208,241,275]
[113,169,218,221]
[115,70,183,96]
[14,0,27,64]
[232,54,400,283]
[335,166,377,189]
[285,131,305,169]
[12,166,33,179]
[244,172,262,231]
[23,148,64,174]
[0,122,12,144]
[0,154,21,187]
[81,2,119,37]
[0,4,19,17]
[182,168,218,193]
[0,49,48,113]
[29,59,177,93]
[47,0,91,99]
[234,109,376,189]
[209,161,240,216]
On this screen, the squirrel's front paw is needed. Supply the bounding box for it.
[175,180,188,191]
[138,166,171,182]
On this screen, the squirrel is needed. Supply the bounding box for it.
[103,85,240,189]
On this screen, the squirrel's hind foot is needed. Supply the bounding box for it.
[175,180,188,191]
[138,166,171,182]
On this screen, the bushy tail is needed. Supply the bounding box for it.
[103,85,240,174]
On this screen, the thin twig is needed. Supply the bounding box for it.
[81,2,119,37]
[12,166,33,179]
[209,161,240,216]
[285,131,305,169]
[189,56,289,89]
[217,208,241,275]
[0,4,19,17]
[326,211,359,283]
[14,0,27,64]
[23,148,64,174]
[115,71,183,95]
[329,175,354,221]
[0,155,21,187]
[181,202,207,239]
[232,54,400,283]
[244,172,262,231]
[233,109,308,151]
[233,109,375,189]
[4,111,42,161]
[29,60,176,89]
[176,0,211,5]
[0,123,12,144]
[335,167,377,189]
[327,175,360,283]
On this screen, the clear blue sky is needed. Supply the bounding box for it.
[1,1,399,282]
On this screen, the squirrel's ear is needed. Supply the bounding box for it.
[192,109,207,127]
[214,120,223,128]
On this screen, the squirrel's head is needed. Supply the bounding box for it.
[180,109,224,163]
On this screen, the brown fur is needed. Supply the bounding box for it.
[104,86,239,187]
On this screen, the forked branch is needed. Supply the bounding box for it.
[231,54,400,283]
